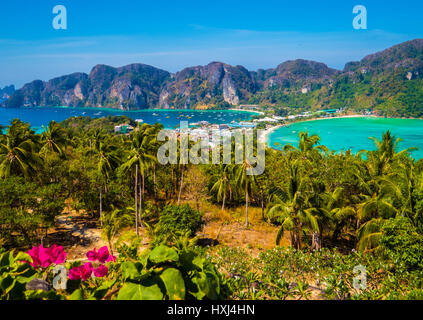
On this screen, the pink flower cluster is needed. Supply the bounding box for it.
[86,247,116,264]
[68,246,115,281]
[69,263,95,281]
[26,244,67,268]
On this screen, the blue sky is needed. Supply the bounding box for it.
[1,0,422,88]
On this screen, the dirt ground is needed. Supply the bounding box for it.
[46,201,325,299]
[49,201,286,260]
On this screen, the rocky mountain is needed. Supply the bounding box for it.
[254,59,339,89]
[159,62,257,109]
[344,39,423,76]
[0,85,15,103]
[3,64,171,110]
[297,39,423,117]
[2,39,423,115]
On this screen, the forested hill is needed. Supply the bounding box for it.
[2,39,423,117]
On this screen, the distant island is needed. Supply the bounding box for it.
[2,39,423,118]
[0,85,15,103]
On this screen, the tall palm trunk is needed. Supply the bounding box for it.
[172,167,177,199]
[221,193,226,212]
[178,167,184,205]
[311,231,321,251]
[100,188,103,226]
[297,223,303,250]
[135,164,138,236]
[142,175,144,229]
[245,183,249,227]
[153,164,157,200]
[142,172,145,195]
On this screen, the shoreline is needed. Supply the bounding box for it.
[3,105,261,115]
[263,113,423,147]
[262,114,380,145]
[259,125,284,144]
[228,108,264,116]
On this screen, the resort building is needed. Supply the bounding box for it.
[114,124,134,134]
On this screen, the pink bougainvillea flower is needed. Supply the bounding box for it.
[68,267,82,280]
[106,254,116,263]
[80,263,93,281]
[93,265,108,278]
[86,248,98,262]
[69,263,93,281]
[96,246,111,264]
[26,246,41,267]
[86,246,115,264]
[50,244,67,265]
[38,245,54,268]
[26,244,67,268]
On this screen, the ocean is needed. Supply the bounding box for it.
[0,107,257,133]
[268,117,423,159]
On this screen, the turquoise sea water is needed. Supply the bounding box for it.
[268,117,423,159]
[0,107,256,133]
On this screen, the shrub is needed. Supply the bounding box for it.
[380,217,423,271]
[154,205,205,244]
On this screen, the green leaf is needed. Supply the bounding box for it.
[91,280,116,300]
[117,282,163,300]
[14,252,32,264]
[0,252,14,269]
[159,268,186,300]
[148,245,179,265]
[26,290,65,300]
[204,271,219,299]
[190,272,209,300]
[69,289,84,300]
[8,282,27,300]
[192,256,204,270]
[121,261,142,281]
[0,275,14,292]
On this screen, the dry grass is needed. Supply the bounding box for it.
[48,198,291,261]
[184,200,290,255]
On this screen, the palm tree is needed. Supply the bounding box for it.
[361,130,417,177]
[313,187,356,245]
[121,124,157,232]
[370,130,416,160]
[101,206,134,255]
[211,164,234,211]
[267,160,319,249]
[356,178,400,251]
[95,140,121,223]
[284,131,328,157]
[236,160,257,227]
[0,136,41,178]
[85,128,106,161]
[40,120,67,156]
[397,161,423,229]
[354,131,415,251]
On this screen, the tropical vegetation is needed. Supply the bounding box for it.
[1,115,423,300]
